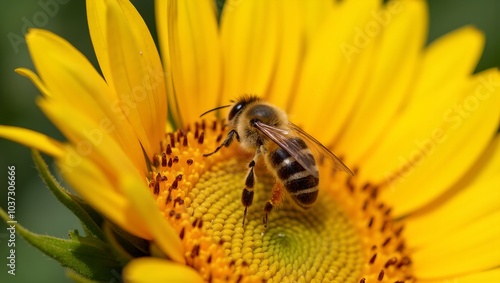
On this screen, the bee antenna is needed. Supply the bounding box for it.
[199,104,231,118]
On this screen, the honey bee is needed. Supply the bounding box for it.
[201,95,353,227]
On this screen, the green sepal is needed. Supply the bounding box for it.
[66,268,123,283]
[66,270,104,283]
[102,222,134,265]
[0,209,121,281]
[150,242,164,258]
[32,150,104,239]
[107,222,150,257]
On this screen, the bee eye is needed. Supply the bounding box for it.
[228,102,245,121]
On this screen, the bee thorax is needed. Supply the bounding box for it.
[247,104,287,127]
[237,126,262,149]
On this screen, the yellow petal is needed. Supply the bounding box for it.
[25,29,105,121]
[414,26,485,98]
[301,0,334,44]
[405,177,500,248]
[106,0,167,156]
[58,130,184,264]
[404,136,500,247]
[15,68,51,98]
[264,0,302,110]
[290,0,379,141]
[24,29,146,171]
[121,175,185,264]
[465,134,500,182]
[422,268,500,283]
[87,0,112,89]
[116,0,167,150]
[361,27,487,185]
[412,210,500,279]
[166,0,221,126]
[54,112,184,264]
[123,258,203,283]
[45,102,143,191]
[220,0,279,103]
[363,28,484,182]
[0,126,64,158]
[37,97,147,177]
[378,69,500,216]
[333,0,427,162]
[58,150,151,240]
[89,0,169,142]
[155,0,181,129]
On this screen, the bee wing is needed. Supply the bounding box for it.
[288,122,354,176]
[252,121,321,178]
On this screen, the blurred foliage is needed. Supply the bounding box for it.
[0,1,498,282]
[427,0,500,73]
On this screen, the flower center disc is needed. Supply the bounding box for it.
[150,121,414,283]
[189,158,363,282]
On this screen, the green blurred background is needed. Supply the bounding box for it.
[0,0,499,282]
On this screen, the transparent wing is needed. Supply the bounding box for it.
[288,122,354,176]
[253,121,320,178]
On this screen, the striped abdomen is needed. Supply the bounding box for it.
[267,137,319,209]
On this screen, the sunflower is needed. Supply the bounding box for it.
[1,0,500,282]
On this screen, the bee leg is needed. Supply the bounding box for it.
[263,202,272,229]
[263,182,285,228]
[241,188,254,226]
[241,148,261,226]
[203,129,240,157]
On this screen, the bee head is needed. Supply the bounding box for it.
[227,95,261,122]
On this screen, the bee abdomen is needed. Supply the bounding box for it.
[276,161,304,180]
[268,144,319,209]
[285,175,319,208]
[285,174,319,193]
